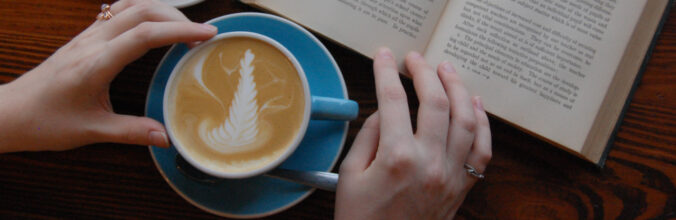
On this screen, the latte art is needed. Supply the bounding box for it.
[198,49,261,153]
[168,37,306,173]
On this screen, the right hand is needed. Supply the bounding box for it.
[335,48,492,219]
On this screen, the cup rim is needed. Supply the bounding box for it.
[162,31,312,179]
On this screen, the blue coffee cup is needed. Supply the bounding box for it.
[163,32,358,179]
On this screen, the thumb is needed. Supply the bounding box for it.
[340,112,380,174]
[97,114,170,147]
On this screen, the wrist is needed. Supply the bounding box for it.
[0,82,17,152]
[0,78,35,153]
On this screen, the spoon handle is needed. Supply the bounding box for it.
[176,155,339,191]
[265,168,338,192]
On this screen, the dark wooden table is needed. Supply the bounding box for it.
[1,0,674,219]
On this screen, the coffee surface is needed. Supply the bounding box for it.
[168,37,305,173]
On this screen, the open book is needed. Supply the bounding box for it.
[242,0,672,166]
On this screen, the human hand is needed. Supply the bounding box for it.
[335,48,492,219]
[0,0,217,153]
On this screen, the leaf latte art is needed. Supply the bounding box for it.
[169,37,306,173]
[198,50,260,153]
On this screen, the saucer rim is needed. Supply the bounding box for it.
[145,12,349,218]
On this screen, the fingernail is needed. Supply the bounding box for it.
[409,51,422,59]
[200,24,217,33]
[187,42,199,48]
[442,61,455,73]
[377,48,393,60]
[150,131,169,147]
[474,96,484,111]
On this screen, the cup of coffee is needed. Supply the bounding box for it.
[163,32,358,179]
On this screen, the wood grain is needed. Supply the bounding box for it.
[0,0,674,219]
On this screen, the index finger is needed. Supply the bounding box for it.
[95,21,217,83]
[104,0,189,39]
[373,48,413,140]
[110,0,155,14]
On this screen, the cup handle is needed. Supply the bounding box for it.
[310,96,358,121]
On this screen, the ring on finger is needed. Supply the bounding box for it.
[464,163,485,179]
[96,4,114,21]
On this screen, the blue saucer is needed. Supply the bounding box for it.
[145,13,349,218]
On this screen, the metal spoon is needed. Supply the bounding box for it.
[175,155,338,192]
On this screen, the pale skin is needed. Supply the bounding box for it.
[0,0,217,152]
[335,49,492,219]
[0,0,491,218]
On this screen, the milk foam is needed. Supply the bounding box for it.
[171,37,305,174]
[190,49,263,153]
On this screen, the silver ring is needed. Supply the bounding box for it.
[464,163,485,179]
[96,4,113,21]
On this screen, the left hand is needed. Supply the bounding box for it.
[0,0,217,153]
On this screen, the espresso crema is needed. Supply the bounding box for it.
[167,37,305,173]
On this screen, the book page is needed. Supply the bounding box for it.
[245,0,448,68]
[423,0,647,151]
[582,0,669,163]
